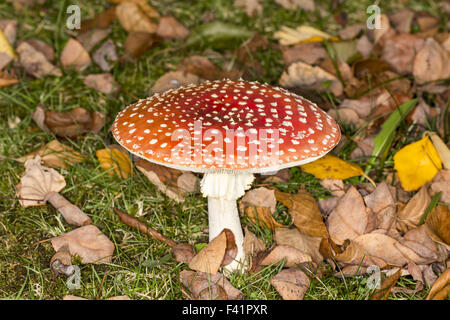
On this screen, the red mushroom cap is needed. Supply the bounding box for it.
[112,79,340,173]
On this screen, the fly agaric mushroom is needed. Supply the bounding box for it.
[112,79,340,272]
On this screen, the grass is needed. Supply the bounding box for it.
[0,0,444,300]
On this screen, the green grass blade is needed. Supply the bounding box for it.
[365,99,418,174]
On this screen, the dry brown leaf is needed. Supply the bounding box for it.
[0,52,12,70]
[180,270,243,300]
[188,228,236,274]
[426,269,450,300]
[372,14,394,45]
[354,232,429,266]
[270,268,310,300]
[363,182,397,231]
[430,170,450,204]
[20,39,55,61]
[16,139,85,169]
[281,42,327,66]
[124,32,159,59]
[239,187,276,214]
[381,34,425,74]
[116,2,157,34]
[35,106,106,138]
[60,38,91,71]
[274,227,322,263]
[178,55,221,81]
[389,9,414,33]
[17,157,92,226]
[84,73,119,94]
[16,41,61,78]
[156,16,189,40]
[135,158,198,202]
[243,226,266,257]
[319,179,345,197]
[234,0,262,17]
[92,39,117,71]
[50,245,73,278]
[327,108,360,125]
[396,184,431,233]
[0,69,18,87]
[275,0,314,11]
[413,37,450,84]
[260,245,312,267]
[369,268,401,300]
[335,239,387,268]
[245,206,285,229]
[51,225,114,264]
[275,189,328,238]
[77,28,112,52]
[356,35,373,58]
[425,205,450,251]
[338,24,364,40]
[425,132,450,170]
[151,70,200,94]
[79,6,117,33]
[326,186,368,245]
[279,61,343,96]
[0,19,18,45]
[402,225,440,262]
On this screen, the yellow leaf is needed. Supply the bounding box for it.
[96,147,132,179]
[0,29,16,59]
[394,136,442,191]
[300,154,364,180]
[274,25,339,46]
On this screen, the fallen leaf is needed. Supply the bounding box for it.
[354,232,429,266]
[279,61,343,96]
[338,24,364,40]
[394,136,442,191]
[20,39,55,61]
[369,268,401,300]
[0,52,12,70]
[326,186,368,245]
[96,147,132,179]
[416,11,439,37]
[60,38,91,71]
[281,42,327,66]
[372,14,394,44]
[425,132,450,170]
[301,154,364,180]
[274,25,338,46]
[84,73,119,94]
[425,205,450,251]
[275,189,328,238]
[92,39,117,71]
[381,34,425,74]
[77,28,112,52]
[135,158,198,202]
[270,268,310,300]
[79,6,117,33]
[426,269,450,300]
[34,105,106,138]
[51,225,114,264]
[243,226,266,257]
[245,206,285,229]
[0,28,15,59]
[261,245,312,267]
[430,170,450,204]
[239,187,276,214]
[186,21,253,51]
[50,245,74,278]
[356,35,373,58]
[363,182,396,230]
[156,16,189,40]
[180,270,243,300]
[327,108,360,125]
[16,139,86,169]
[274,227,322,263]
[413,37,450,84]
[402,225,440,262]
[116,1,157,33]
[234,0,263,17]
[188,228,236,274]
[16,41,61,78]
[124,32,159,59]
[151,70,200,94]
[335,239,387,268]
[396,184,431,232]
[0,69,18,87]
[389,9,414,33]
[0,19,18,45]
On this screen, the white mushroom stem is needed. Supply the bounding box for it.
[200,171,254,273]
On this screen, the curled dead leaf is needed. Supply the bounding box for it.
[270,268,310,300]
[260,245,312,267]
